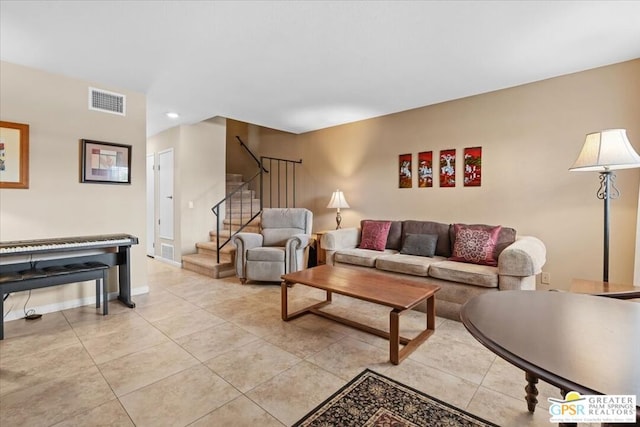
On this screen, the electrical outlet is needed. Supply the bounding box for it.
[541,272,551,285]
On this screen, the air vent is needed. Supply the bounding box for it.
[161,243,174,261]
[89,87,126,116]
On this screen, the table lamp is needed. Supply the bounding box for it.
[569,129,640,282]
[327,190,350,229]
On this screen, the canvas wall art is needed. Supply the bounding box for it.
[464,146,482,187]
[399,153,412,188]
[439,149,456,187]
[0,121,29,189]
[417,151,433,188]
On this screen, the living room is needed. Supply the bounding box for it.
[1,2,639,426]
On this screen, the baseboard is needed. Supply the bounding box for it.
[155,256,182,268]
[3,286,150,322]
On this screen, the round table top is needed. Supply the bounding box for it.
[460,290,640,399]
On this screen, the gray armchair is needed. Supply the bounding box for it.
[232,208,313,283]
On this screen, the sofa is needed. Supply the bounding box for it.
[320,219,546,320]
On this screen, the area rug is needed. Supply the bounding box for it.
[293,369,498,427]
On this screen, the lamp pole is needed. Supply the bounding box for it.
[597,169,619,283]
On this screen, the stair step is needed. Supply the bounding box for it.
[182,253,236,279]
[196,241,235,258]
[226,191,255,201]
[226,205,261,215]
[211,225,260,239]
[226,173,244,183]
[224,217,261,226]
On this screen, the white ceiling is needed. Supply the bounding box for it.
[1,1,640,137]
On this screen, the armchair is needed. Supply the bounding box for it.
[232,208,313,283]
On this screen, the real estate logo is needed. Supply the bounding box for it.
[548,391,636,423]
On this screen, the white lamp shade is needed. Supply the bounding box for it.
[327,190,350,209]
[570,129,640,172]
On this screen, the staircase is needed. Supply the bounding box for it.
[181,173,261,278]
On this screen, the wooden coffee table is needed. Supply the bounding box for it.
[460,290,640,423]
[281,265,440,365]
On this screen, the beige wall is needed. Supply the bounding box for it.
[256,59,640,289]
[0,61,148,319]
[147,118,226,260]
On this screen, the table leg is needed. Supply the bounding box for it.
[281,281,289,320]
[525,371,539,413]
[390,310,400,364]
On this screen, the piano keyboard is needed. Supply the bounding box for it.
[0,234,138,255]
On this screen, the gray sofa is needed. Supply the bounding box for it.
[320,219,546,320]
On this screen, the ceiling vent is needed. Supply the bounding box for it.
[89,87,126,116]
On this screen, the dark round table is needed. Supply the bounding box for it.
[460,290,640,424]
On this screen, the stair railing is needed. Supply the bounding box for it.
[236,136,268,173]
[211,171,261,263]
[261,156,303,208]
[210,139,303,264]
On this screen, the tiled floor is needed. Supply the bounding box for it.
[1,259,564,426]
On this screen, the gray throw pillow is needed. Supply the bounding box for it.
[400,233,438,257]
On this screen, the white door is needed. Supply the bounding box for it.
[146,153,155,257]
[158,149,174,240]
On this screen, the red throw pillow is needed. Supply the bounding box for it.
[359,220,392,251]
[449,224,502,266]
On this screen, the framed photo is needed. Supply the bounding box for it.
[81,139,131,184]
[439,149,456,187]
[417,151,433,188]
[464,146,482,187]
[399,153,412,188]
[0,121,29,189]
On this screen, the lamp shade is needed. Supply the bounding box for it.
[327,190,350,209]
[570,129,640,172]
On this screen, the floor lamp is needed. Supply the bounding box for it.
[569,129,640,282]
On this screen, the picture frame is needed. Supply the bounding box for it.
[81,139,131,184]
[417,151,433,188]
[464,146,482,187]
[0,121,30,189]
[399,153,412,188]
[439,149,456,187]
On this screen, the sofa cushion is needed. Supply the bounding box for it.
[449,224,502,266]
[429,260,499,288]
[246,247,285,262]
[376,254,445,277]
[450,223,516,258]
[359,220,392,251]
[335,248,398,267]
[361,219,403,249]
[400,233,438,257]
[402,220,452,257]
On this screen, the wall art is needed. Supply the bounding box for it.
[439,149,456,187]
[398,153,412,188]
[464,146,482,187]
[81,139,132,184]
[417,151,433,188]
[0,121,29,189]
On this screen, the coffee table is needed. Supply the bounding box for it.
[460,290,640,421]
[281,265,440,365]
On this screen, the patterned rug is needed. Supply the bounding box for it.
[293,369,498,427]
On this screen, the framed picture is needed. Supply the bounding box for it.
[464,146,482,187]
[0,121,29,189]
[417,151,433,188]
[81,139,131,184]
[399,153,412,188]
[439,149,456,187]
